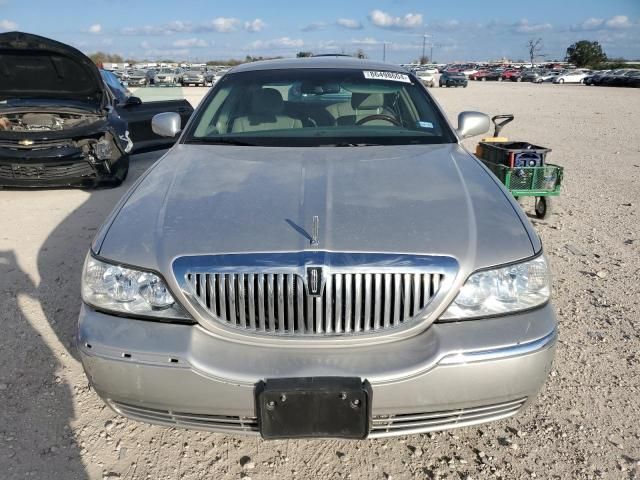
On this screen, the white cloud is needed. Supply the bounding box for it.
[336,18,363,30]
[210,17,240,33]
[0,19,17,30]
[605,15,632,29]
[301,22,325,32]
[351,37,381,46]
[245,18,266,32]
[172,38,208,48]
[88,23,102,34]
[579,17,605,30]
[513,19,552,33]
[368,10,422,30]
[248,37,304,50]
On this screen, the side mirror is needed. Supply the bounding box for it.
[124,96,142,107]
[152,112,182,138]
[456,111,490,139]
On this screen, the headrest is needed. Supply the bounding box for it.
[252,88,284,114]
[351,92,385,110]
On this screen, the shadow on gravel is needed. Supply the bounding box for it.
[0,151,162,479]
[0,249,86,479]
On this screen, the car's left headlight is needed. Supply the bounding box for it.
[82,255,191,321]
[440,255,551,320]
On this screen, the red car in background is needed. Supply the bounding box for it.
[470,70,503,81]
[502,69,522,81]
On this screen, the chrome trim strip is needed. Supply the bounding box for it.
[438,330,557,366]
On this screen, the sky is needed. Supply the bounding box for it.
[1,0,639,63]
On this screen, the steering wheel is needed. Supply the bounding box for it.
[356,114,400,126]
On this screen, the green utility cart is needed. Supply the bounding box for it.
[475,115,564,219]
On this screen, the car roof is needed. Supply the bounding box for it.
[229,56,408,74]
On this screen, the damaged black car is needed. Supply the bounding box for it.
[0,32,192,187]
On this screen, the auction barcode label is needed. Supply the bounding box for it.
[363,71,411,83]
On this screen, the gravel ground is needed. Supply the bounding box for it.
[1,82,639,480]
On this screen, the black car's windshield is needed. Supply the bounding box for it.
[185,68,455,147]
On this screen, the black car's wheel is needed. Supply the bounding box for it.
[481,77,486,82]
[534,196,552,219]
[103,155,129,188]
[516,77,522,82]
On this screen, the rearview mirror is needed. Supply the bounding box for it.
[152,112,182,138]
[456,111,490,139]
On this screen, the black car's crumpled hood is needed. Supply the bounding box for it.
[0,31,105,106]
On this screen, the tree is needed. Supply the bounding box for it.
[296,51,313,58]
[88,51,124,65]
[565,40,607,67]
[419,55,429,65]
[355,49,367,59]
[526,38,543,67]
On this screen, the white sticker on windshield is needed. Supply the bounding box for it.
[418,121,434,129]
[363,71,411,83]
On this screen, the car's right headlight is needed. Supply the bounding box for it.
[440,255,551,320]
[82,255,191,321]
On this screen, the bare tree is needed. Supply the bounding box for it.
[527,38,543,67]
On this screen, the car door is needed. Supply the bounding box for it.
[102,70,194,153]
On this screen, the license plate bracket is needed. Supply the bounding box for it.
[256,377,372,439]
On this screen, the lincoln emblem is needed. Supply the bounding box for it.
[307,267,323,296]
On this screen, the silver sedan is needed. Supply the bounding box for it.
[79,57,557,439]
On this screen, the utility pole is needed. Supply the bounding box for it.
[383,42,390,62]
[421,34,431,64]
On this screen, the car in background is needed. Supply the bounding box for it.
[520,70,543,82]
[0,31,194,188]
[470,70,502,81]
[601,69,640,87]
[211,69,229,85]
[439,71,468,87]
[415,69,435,87]
[534,71,561,83]
[155,68,182,86]
[78,56,557,440]
[181,68,209,87]
[583,70,610,86]
[127,69,151,87]
[100,70,193,154]
[553,70,590,84]
[502,69,521,81]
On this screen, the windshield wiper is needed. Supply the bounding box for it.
[187,138,258,146]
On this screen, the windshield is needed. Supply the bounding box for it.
[185,68,454,147]
[158,68,174,74]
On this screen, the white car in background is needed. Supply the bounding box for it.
[461,68,478,77]
[553,70,590,84]
[415,69,436,87]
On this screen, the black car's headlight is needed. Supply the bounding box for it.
[440,255,551,320]
[82,255,191,321]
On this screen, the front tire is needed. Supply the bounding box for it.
[558,78,564,84]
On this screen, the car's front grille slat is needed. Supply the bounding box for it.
[186,270,445,337]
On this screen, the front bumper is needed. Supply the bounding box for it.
[78,304,557,438]
[0,151,103,187]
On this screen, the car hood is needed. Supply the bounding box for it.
[0,31,105,106]
[97,144,538,277]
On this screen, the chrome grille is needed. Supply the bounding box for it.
[186,272,443,336]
